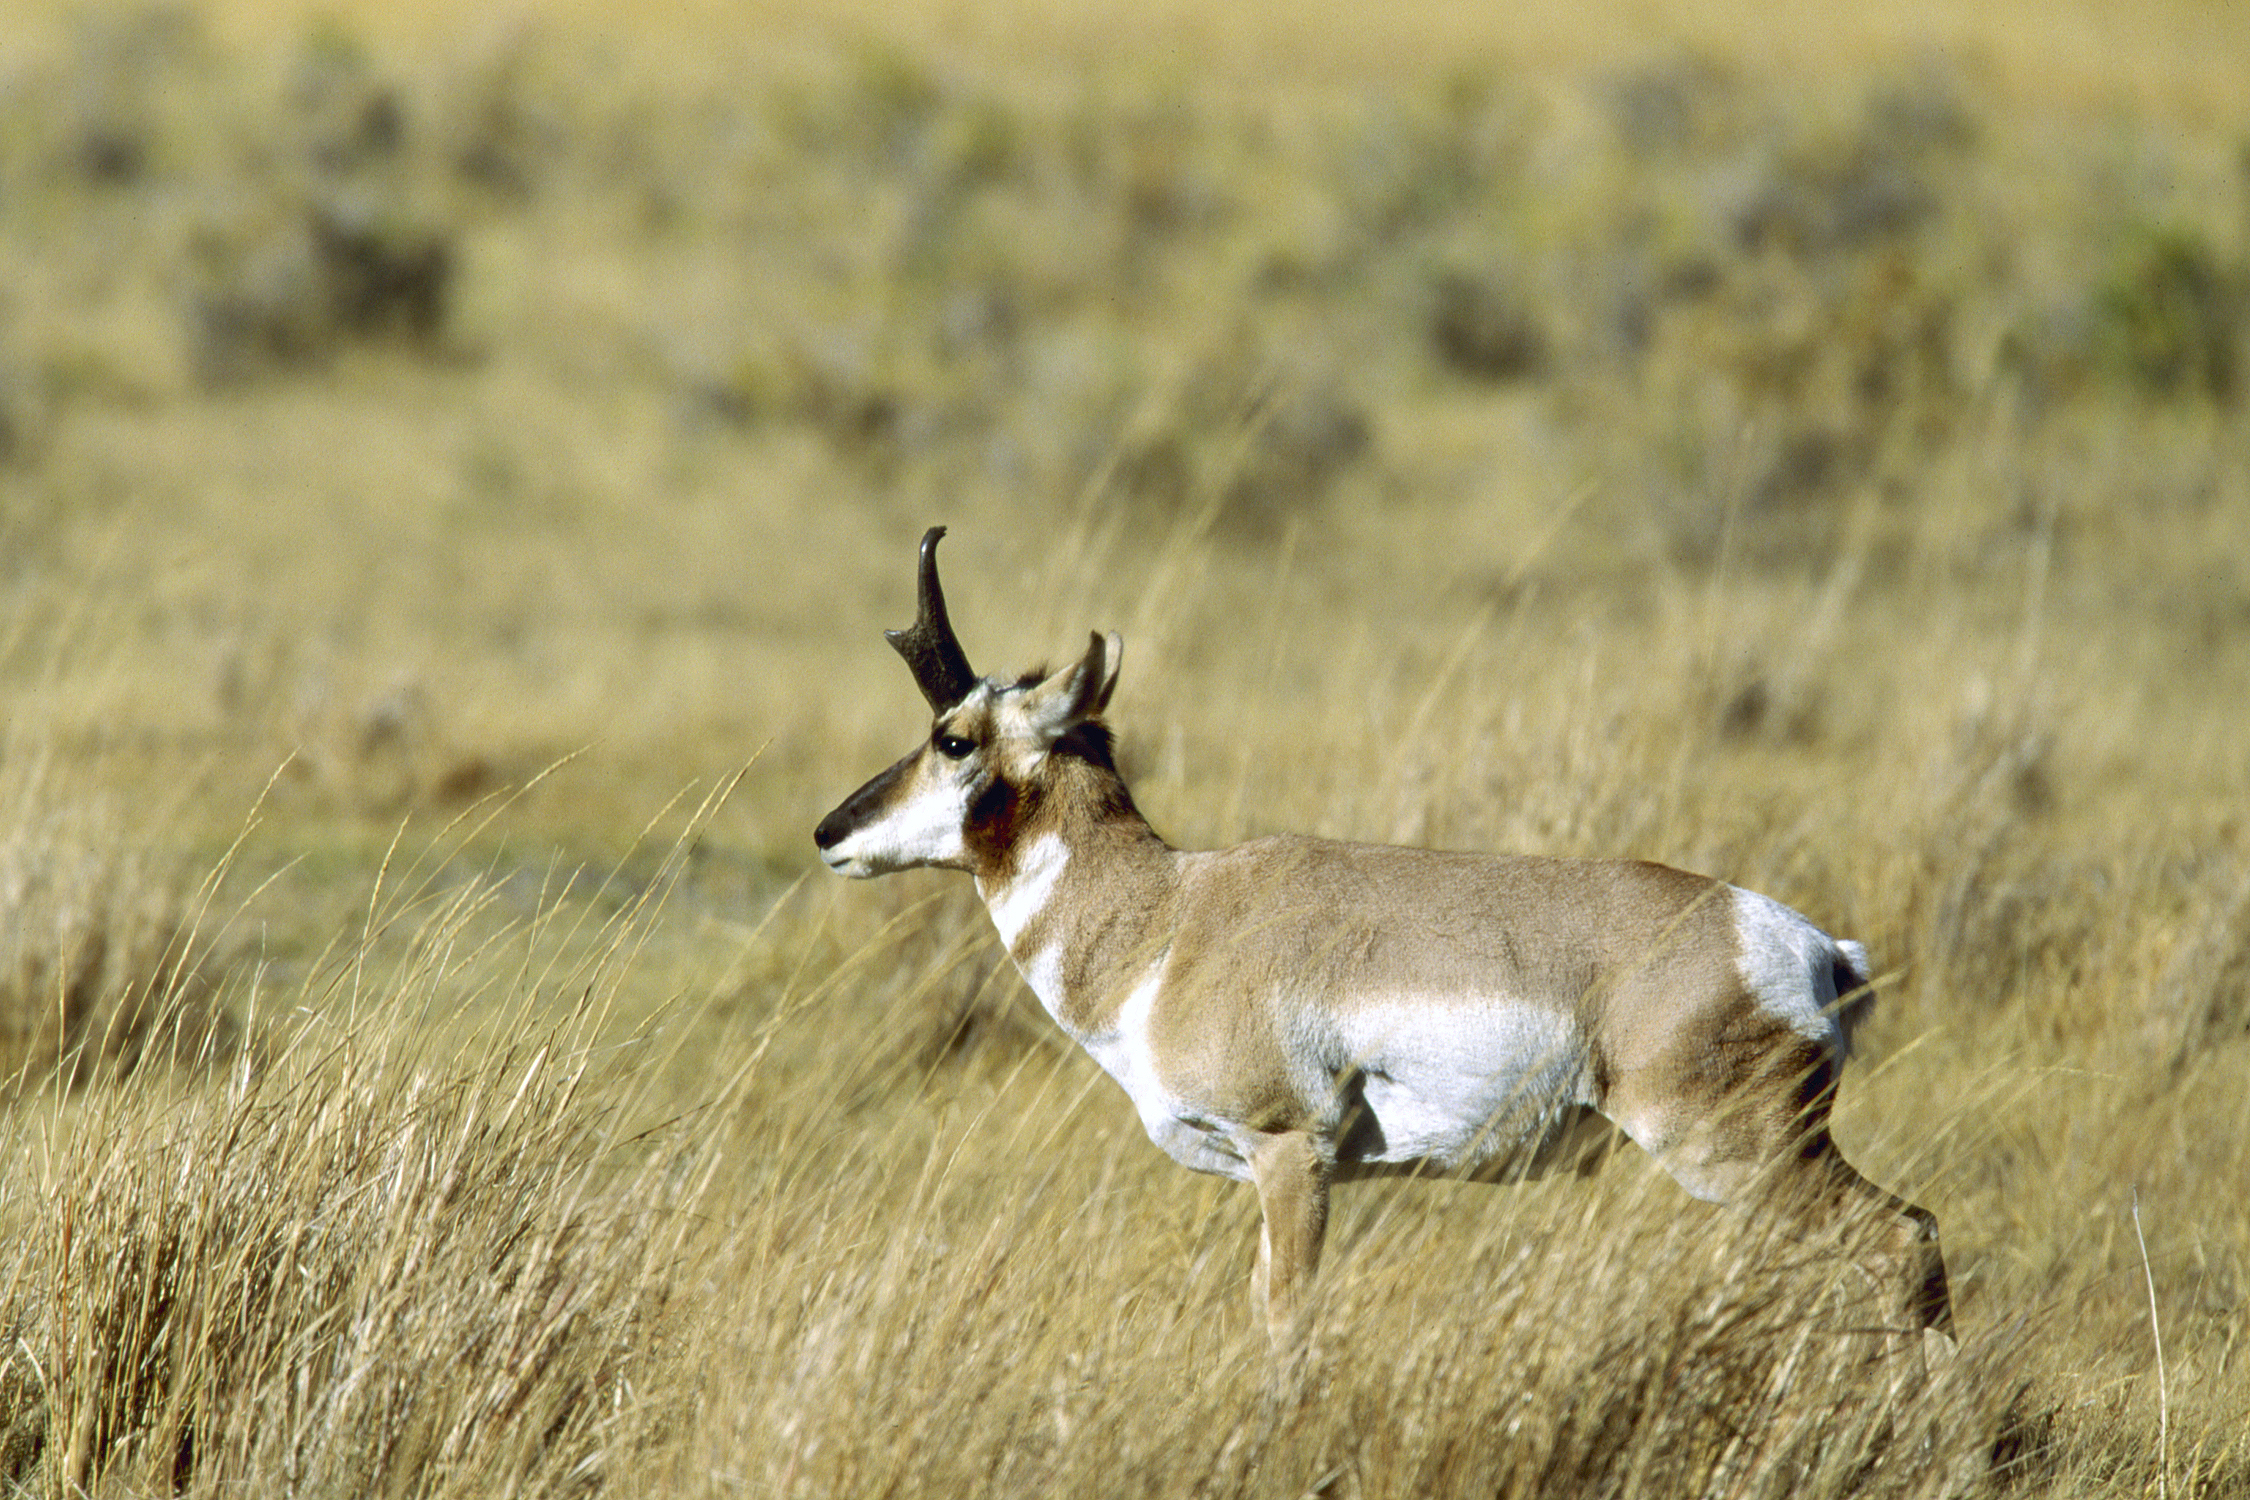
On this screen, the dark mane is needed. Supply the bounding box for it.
[1053,718,1118,772]
[1050,719,1148,828]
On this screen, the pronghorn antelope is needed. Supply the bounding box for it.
[815,528,1953,1355]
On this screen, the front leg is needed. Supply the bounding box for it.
[1245,1129,1332,1355]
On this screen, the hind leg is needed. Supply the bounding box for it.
[1783,1132,1954,1341]
[1606,1059,1952,1351]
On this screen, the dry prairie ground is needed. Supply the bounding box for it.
[2,2,2248,1495]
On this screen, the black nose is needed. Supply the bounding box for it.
[814,753,910,856]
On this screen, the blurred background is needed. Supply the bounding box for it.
[1,0,2240,847]
[1,0,2246,1492]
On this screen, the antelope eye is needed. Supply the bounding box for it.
[934,733,976,760]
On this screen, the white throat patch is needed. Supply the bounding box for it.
[981,832,1069,950]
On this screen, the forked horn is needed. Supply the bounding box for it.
[884,526,979,711]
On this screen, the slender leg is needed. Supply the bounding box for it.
[1772,1136,1954,1343]
[1804,1149,1958,1385]
[1615,1079,1954,1362]
[1245,1130,1332,1355]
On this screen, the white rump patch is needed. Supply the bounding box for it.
[981,833,1068,950]
[1730,886,1848,1047]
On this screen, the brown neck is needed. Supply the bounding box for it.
[973,741,1180,1032]
[965,726,1170,886]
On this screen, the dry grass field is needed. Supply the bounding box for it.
[2,0,2248,1494]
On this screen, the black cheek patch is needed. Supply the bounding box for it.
[963,774,1022,875]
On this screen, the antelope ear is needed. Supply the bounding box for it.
[1025,631,1123,743]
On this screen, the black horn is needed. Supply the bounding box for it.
[884,526,979,711]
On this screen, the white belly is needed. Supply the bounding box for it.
[1331,997,1590,1170]
[1015,941,1589,1180]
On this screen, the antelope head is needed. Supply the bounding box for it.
[813,527,1122,879]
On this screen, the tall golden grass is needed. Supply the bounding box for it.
[1,4,2247,1495]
